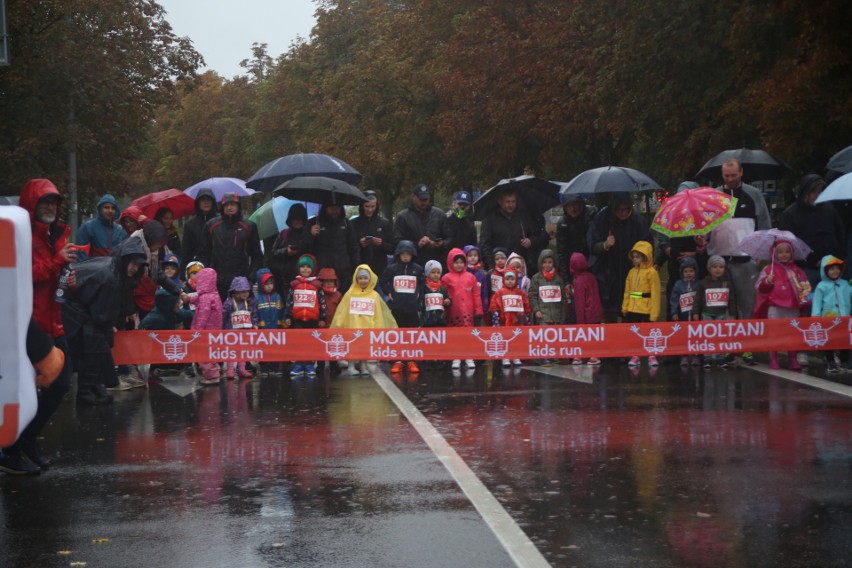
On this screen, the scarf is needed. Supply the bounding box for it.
[541,268,556,282]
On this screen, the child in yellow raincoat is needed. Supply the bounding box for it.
[331,264,397,374]
[622,240,661,368]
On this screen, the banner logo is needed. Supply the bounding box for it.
[312,330,363,359]
[148,332,201,361]
[791,318,841,348]
[471,328,522,358]
[631,324,681,354]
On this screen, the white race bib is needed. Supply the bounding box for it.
[393,275,418,294]
[502,294,524,313]
[424,292,444,311]
[678,291,696,310]
[230,310,252,329]
[349,297,376,316]
[293,288,317,308]
[705,287,729,308]
[538,285,561,303]
[490,273,504,292]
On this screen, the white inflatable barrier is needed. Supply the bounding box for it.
[0,206,37,447]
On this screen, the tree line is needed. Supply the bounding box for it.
[2,0,850,211]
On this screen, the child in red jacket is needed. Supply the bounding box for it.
[568,252,602,365]
[283,254,327,377]
[442,248,483,370]
[488,270,532,368]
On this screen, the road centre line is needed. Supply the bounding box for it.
[368,365,553,568]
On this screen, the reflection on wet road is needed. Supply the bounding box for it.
[2,360,851,567]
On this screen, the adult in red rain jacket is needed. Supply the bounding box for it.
[3,179,76,474]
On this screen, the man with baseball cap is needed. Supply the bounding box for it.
[446,190,477,252]
[393,183,451,268]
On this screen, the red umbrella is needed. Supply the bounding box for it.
[130,189,196,220]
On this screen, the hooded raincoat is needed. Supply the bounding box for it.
[529,249,566,324]
[811,256,851,318]
[441,248,483,327]
[621,240,661,321]
[331,265,397,329]
[75,193,127,259]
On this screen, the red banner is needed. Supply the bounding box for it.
[112,317,851,365]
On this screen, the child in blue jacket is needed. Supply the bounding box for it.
[811,255,851,371]
[669,256,700,366]
[256,268,284,376]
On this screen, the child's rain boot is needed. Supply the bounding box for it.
[769,352,779,370]
[788,351,801,371]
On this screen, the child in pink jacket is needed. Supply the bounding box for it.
[442,248,483,370]
[188,267,223,385]
[569,252,602,365]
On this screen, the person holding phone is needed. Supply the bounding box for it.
[351,190,394,277]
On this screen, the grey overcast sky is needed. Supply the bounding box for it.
[158,0,318,79]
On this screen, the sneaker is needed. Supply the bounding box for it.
[742,352,755,365]
[680,356,689,367]
[0,451,41,475]
[120,374,147,389]
[540,359,552,367]
[290,364,304,377]
[107,377,134,391]
[304,363,316,377]
[827,361,838,373]
[703,360,712,369]
[225,369,236,380]
[628,356,640,367]
[512,359,523,366]
[648,356,659,367]
[719,359,728,369]
[199,376,220,386]
[572,358,584,366]
[502,359,511,368]
[797,352,809,367]
[183,364,196,378]
[407,361,420,374]
[451,360,461,370]
[587,357,601,366]
[238,368,253,379]
[391,361,404,374]
[691,356,702,367]
[464,359,476,369]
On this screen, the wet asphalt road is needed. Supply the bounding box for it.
[2,356,852,567]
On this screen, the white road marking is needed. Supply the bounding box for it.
[369,365,552,568]
[749,362,852,399]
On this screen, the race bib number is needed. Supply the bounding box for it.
[705,288,729,308]
[424,292,444,311]
[490,274,503,292]
[230,310,252,329]
[678,291,696,311]
[393,275,418,293]
[349,297,376,316]
[538,285,561,303]
[502,294,524,313]
[293,289,317,308]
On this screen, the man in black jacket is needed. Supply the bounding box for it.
[479,188,548,273]
[198,193,262,300]
[309,203,359,293]
[393,184,450,268]
[779,174,846,288]
[446,190,478,252]
[180,188,218,276]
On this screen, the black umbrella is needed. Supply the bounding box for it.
[472,175,561,221]
[695,148,791,184]
[559,166,662,196]
[273,176,367,206]
[246,153,362,192]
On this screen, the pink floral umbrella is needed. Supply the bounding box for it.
[651,187,737,237]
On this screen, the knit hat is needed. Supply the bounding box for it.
[493,248,509,260]
[298,255,315,270]
[425,260,442,275]
[357,268,370,279]
[504,270,517,279]
[142,220,168,247]
[707,255,726,269]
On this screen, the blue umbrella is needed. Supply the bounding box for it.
[249,197,321,240]
[184,177,254,200]
[815,172,852,204]
[246,153,362,192]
